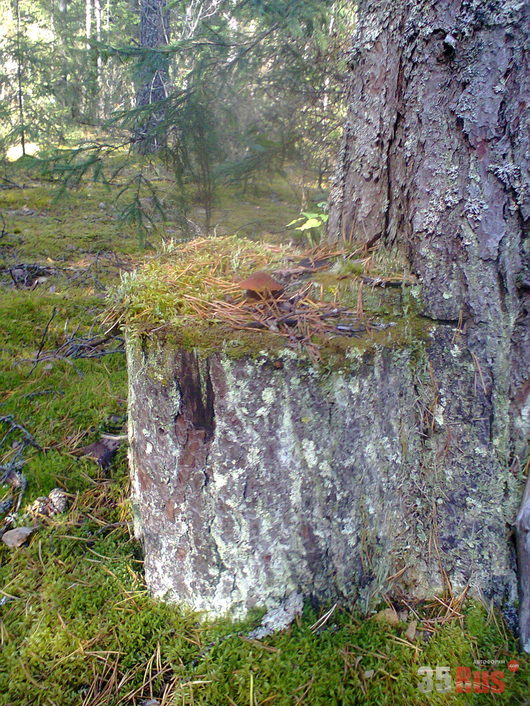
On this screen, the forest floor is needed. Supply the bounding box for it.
[0,158,528,705]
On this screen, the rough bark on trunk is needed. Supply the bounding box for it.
[134,0,169,153]
[127,325,521,622]
[516,475,530,652]
[328,0,529,648]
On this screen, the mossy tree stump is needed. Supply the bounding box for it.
[125,305,521,619]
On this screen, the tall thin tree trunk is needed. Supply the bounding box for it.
[94,0,102,118]
[14,0,25,156]
[94,0,101,50]
[134,0,170,153]
[85,0,92,47]
[328,0,529,648]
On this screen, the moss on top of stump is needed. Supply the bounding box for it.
[111,235,430,365]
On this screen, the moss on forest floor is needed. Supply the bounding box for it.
[0,162,528,705]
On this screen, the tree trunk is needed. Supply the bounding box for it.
[516,474,530,652]
[134,0,170,153]
[328,0,529,648]
[85,0,92,47]
[14,0,26,156]
[94,0,102,118]
[126,312,524,625]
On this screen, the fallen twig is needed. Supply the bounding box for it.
[27,307,58,377]
[360,274,417,287]
[0,415,42,455]
[0,176,24,189]
[21,328,125,373]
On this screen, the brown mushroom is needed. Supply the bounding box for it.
[238,271,284,299]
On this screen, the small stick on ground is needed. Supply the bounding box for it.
[26,307,57,377]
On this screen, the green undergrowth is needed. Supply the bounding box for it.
[1,164,528,705]
[1,181,141,261]
[1,158,302,262]
[1,529,529,706]
[0,291,127,502]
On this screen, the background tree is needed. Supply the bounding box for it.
[0,0,137,150]
[133,0,170,153]
[132,0,355,222]
[0,0,354,236]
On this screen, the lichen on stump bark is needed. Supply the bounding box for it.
[127,324,520,620]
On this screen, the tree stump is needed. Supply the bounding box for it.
[126,322,522,619]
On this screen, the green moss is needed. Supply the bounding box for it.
[3,168,526,706]
[2,512,528,706]
[128,311,434,379]
[164,323,288,359]
[113,235,427,370]
[0,182,142,260]
[111,235,295,325]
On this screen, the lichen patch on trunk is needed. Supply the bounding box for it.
[127,326,519,619]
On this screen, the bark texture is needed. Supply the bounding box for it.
[134,0,169,153]
[328,0,529,647]
[127,330,520,621]
[516,475,530,652]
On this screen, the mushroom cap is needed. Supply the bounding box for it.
[238,271,283,292]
